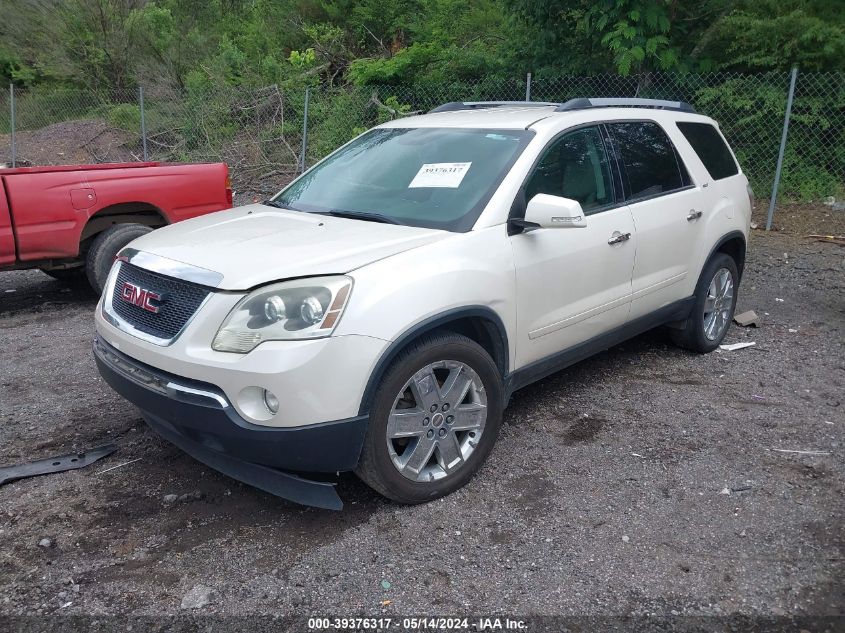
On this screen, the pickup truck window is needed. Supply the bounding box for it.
[272,127,533,232]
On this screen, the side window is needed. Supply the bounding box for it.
[676,121,739,180]
[525,126,615,214]
[607,121,690,200]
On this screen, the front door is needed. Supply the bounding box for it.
[510,125,636,368]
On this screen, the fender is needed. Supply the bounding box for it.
[357,305,509,416]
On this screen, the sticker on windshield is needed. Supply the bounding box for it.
[408,162,471,188]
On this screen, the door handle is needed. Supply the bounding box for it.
[687,209,703,221]
[607,232,631,245]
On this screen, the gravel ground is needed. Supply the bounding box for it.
[0,205,843,628]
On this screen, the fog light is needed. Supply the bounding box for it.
[263,389,279,414]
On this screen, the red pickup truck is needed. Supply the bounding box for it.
[0,162,232,292]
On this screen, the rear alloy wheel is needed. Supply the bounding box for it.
[703,267,735,342]
[670,252,739,353]
[356,332,503,504]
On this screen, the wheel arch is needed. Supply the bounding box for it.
[708,230,747,281]
[357,306,509,416]
[80,202,169,242]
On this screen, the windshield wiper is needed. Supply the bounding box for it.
[262,202,399,225]
[324,210,400,225]
[263,199,296,210]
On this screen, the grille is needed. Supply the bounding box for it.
[111,262,211,341]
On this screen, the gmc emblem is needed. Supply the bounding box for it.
[120,282,163,314]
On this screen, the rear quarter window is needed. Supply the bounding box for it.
[676,122,739,180]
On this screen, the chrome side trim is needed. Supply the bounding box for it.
[118,248,224,288]
[101,261,214,347]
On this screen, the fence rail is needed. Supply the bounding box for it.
[2,71,843,223]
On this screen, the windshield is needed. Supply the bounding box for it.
[271,127,533,232]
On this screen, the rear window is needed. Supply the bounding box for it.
[676,122,739,180]
[607,121,690,200]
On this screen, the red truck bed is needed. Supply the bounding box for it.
[0,161,232,291]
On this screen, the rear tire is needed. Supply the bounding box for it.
[670,252,739,353]
[85,224,152,294]
[355,331,504,504]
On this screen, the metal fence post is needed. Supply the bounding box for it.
[139,86,148,162]
[766,67,798,231]
[525,73,532,102]
[300,87,311,174]
[9,83,15,167]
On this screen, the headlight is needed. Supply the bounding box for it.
[212,276,353,353]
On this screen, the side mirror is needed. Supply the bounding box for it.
[519,194,587,230]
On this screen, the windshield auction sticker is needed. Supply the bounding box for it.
[408,162,471,188]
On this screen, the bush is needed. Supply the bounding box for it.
[106,103,141,132]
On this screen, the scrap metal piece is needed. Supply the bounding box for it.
[0,444,118,486]
[719,341,756,351]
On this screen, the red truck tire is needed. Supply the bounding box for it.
[86,224,152,293]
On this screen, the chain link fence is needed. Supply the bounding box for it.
[2,72,843,215]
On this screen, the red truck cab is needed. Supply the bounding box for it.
[0,162,232,292]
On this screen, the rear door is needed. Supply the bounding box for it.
[0,177,15,265]
[510,124,636,368]
[607,120,704,320]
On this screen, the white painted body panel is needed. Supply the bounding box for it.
[336,226,517,370]
[126,204,449,290]
[509,206,637,367]
[95,104,751,429]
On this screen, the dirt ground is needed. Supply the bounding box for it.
[0,203,843,629]
[0,120,140,166]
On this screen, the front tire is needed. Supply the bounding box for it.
[86,224,152,293]
[356,331,504,504]
[670,252,739,353]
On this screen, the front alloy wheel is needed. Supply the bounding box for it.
[356,331,503,504]
[387,360,487,482]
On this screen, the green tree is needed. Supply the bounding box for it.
[695,0,845,72]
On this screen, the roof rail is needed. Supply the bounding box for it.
[555,98,695,113]
[429,101,558,113]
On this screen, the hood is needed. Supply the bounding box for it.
[127,204,450,290]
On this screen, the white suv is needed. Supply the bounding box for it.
[94,98,751,509]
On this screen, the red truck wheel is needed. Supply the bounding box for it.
[86,224,152,293]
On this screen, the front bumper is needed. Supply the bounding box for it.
[94,336,367,510]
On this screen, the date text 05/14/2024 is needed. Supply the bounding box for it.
[307,617,529,631]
